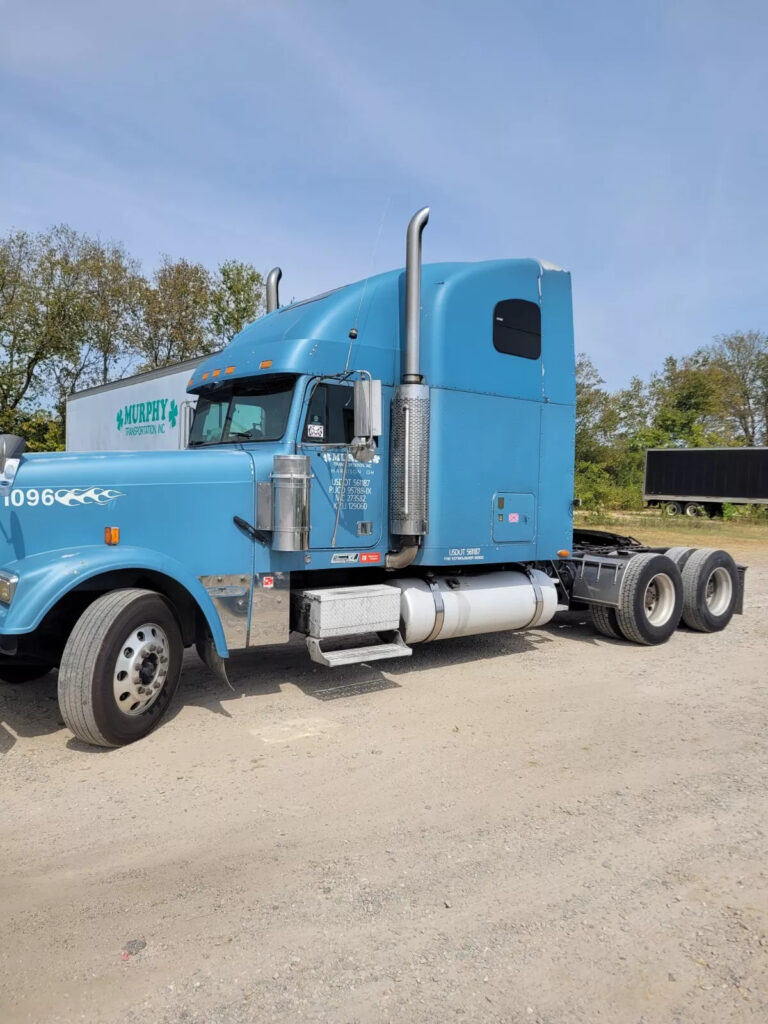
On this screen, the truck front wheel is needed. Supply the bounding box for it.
[58,589,183,747]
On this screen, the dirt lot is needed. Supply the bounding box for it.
[1,522,767,1023]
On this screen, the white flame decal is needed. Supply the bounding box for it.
[54,487,125,507]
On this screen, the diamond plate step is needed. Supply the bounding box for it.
[306,632,412,668]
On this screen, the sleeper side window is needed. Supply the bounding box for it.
[493,299,541,360]
[302,383,355,444]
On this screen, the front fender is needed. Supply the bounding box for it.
[0,546,230,657]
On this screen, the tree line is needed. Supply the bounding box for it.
[0,225,266,449]
[576,332,768,508]
[2,223,766,496]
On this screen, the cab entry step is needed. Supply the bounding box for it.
[306,632,412,668]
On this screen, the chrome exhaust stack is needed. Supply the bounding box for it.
[266,267,282,313]
[388,208,431,561]
[403,207,429,384]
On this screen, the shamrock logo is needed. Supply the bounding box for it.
[168,400,178,428]
[116,409,124,431]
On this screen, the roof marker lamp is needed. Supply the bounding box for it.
[0,571,19,605]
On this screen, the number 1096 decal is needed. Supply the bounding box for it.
[4,487,125,508]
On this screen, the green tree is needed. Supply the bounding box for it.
[709,331,768,444]
[210,260,264,342]
[0,226,95,415]
[574,354,612,465]
[647,353,733,447]
[135,257,214,369]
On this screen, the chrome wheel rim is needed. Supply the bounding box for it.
[643,573,676,626]
[113,622,169,716]
[705,567,732,616]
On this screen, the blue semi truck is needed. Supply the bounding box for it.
[0,209,745,746]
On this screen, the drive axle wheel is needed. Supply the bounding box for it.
[616,553,683,645]
[590,604,623,640]
[58,589,182,747]
[680,548,738,632]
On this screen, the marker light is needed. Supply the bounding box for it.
[557,549,570,558]
[259,360,273,369]
[212,368,221,377]
[105,527,121,546]
[202,372,210,380]
[187,377,193,386]
[225,365,235,374]
[0,571,18,605]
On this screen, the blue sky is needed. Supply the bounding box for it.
[1,0,766,388]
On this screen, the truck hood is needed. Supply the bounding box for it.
[0,448,263,572]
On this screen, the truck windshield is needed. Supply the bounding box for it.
[189,375,296,446]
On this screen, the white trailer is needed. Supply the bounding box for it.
[65,357,204,452]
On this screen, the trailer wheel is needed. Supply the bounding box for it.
[0,662,54,684]
[684,502,705,517]
[616,553,683,645]
[663,502,682,517]
[680,548,738,632]
[590,605,623,640]
[58,589,183,747]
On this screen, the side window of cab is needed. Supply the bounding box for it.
[493,299,541,359]
[302,383,355,444]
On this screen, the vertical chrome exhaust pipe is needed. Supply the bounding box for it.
[389,207,431,553]
[403,207,429,384]
[266,267,282,313]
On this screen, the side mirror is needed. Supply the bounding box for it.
[353,379,382,439]
[351,379,382,463]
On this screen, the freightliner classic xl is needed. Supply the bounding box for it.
[0,209,745,746]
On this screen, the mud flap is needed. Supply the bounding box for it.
[195,629,234,689]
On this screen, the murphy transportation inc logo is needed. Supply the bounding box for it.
[116,398,178,437]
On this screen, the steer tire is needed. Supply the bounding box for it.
[590,604,623,640]
[616,553,683,646]
[58,589,183,748]
[680,548,739,633]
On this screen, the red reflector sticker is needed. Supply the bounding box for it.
[263,576,274,588]
[360,552,381,564]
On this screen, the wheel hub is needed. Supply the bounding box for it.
[643,573,675,626]
[705,566,733,616]
[113,623,170,716]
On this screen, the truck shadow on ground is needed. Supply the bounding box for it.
[171,611,616,720]
[0,612,615,751]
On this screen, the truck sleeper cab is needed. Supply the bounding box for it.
[0,209,745,747]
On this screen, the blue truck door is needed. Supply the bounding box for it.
[297,381,384,553]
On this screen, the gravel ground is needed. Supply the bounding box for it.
[1,540,766,1023]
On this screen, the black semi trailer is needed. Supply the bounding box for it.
[644,447,768,517]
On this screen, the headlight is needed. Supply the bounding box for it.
[0,572,19,605]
